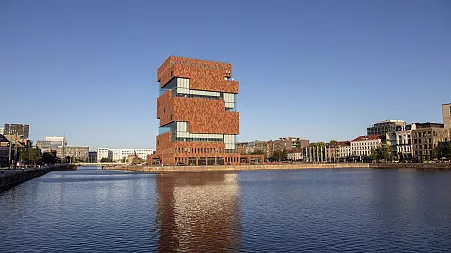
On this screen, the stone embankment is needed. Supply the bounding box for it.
[104,162,451,173]
[104,163,370,173]
[0,164,76,191]
[371,162,451,170]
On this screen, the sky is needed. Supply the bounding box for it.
[1,0,450,150]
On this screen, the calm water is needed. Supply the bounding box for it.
[1,167,451,253]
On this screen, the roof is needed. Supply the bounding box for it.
[329,141,350,147]
[0,134,10,142]
[352,135,381,142]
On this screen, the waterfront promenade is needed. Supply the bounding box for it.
[0,164,76,191]
[103,162,451,173]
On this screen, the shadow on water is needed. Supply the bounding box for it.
[154,171,242,253]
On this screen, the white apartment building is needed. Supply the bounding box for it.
[97,148,154,162]
[336,142,352,158]
[0,128,3,135]
[97,148,111,161]
[351,135,382,156]
[287,151,303,161]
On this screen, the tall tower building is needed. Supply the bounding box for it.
[150,56,241,166]
[443,103,451,131]
[4,124,30,139]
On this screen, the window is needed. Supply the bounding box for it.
[164,108,166,113]
[170,114,173,120]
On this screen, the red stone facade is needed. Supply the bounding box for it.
[149,56,260,166]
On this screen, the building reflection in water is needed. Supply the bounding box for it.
[154,172,241,253]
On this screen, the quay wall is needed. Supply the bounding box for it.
[0,165,76,191]
[104,163,371,173]
[104,162,451,173]
[371,163,451,170]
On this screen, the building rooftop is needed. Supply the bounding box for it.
[352,135,381,142]
[330,141,350,147]
[0,134,10,142]
[373,120,405,124]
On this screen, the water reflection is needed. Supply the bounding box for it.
[155,172,241,252]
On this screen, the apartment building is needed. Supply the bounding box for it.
[3,124,30,139]
[367,120,405,138]
[351,135,382,157]
[411,123,449,161]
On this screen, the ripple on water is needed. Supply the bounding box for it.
[1,168,451,252]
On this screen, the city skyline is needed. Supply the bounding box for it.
[1,0,450,150]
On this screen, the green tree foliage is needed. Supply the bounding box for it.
[370,144,393,162]
[132,157,145,165]
[41,152,57,164]
[433,142,451,159]
[100,157,113,163]
[18,147,42,165]
[329,140,337,145]
[271,149,287,161]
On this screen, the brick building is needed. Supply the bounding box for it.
[148,56,262,166]
[443,103,451,138]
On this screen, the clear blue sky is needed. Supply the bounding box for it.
[1,0,450,150]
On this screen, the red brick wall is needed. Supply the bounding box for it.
[157,56,238,93]
[154,56,241,165]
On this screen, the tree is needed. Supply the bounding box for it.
[100,157,113,163]
[370,147,377,161]
[370,144,393,162]
[18,147,41,165]
[329,140,337,145]
[433,142,451,159]
[41,152,57,164]
[28,148,41,165]
[132,157,144,165]
[271,149,287,162]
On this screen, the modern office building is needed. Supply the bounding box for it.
[4,124,30,139]
[443,103,451,135]
[351,135,382,157]
[0,134,10,167]
[148,56,264,166]
[411,122,449,161]
[367,120,405,138]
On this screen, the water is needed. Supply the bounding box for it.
[1,167,451,253]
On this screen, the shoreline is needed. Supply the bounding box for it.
[101,162,451,173]
[0,164,76,192]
